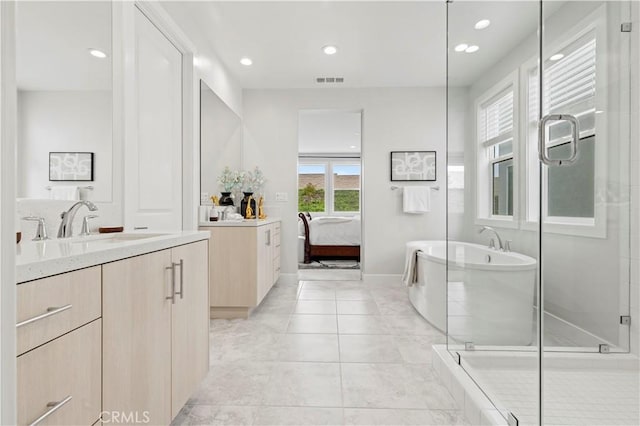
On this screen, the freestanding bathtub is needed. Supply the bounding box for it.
[407,240,537,346]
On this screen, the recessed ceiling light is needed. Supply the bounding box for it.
[454,43,469,52]
[465,45,480,53]
[550,53,564,61]
[88,48,107,59]
[350,145,357,149]
[475,19,491,30]
[240,57,253,66]
[323,45,338,55]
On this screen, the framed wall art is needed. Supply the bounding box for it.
[390,151,436,181]
[49,152,94,181]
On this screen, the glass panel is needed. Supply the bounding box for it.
[541,1,630,352]
[332,164,360,212]
[492,158,514,216]
[542,1,636,425]
[298,164,326,212]
[447,2,540,424]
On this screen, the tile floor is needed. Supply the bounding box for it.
[173,278,468,425]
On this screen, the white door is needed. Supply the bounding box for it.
[126,8,182,231]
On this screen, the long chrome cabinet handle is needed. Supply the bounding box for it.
[17,304,72,328]
[29,395,72,426]
[538,113,580,166]
[166,264,176,304]
[174,259,184,300]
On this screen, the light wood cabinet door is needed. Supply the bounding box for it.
[103,249,172,426]
[17,266,101,355]
[273,223,281,284]
[170,241,209,419]
[256,225,271,304]
[18,319,101,426]
[209,227,257,307]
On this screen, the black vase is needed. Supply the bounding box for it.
[219,192,234,206]
[240,192,256,218]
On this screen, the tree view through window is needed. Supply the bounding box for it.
[298,161,360,214]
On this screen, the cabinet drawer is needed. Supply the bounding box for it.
[18,320,101,426]
[17,266,101,355]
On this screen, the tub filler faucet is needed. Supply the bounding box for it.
[57,200,99,238]
[478,226,510,252]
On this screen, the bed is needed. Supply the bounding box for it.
[298,212,361,264]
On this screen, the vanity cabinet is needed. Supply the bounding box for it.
[201,220,281,319]
[102,240,209,424]
[17,266,102,426]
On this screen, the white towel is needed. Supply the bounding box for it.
[402,186,431,214]
[49,186,79,201]
[402,249,421,287]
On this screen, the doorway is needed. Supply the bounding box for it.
[296,109,362,281]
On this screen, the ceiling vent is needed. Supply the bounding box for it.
[316,77,345,84]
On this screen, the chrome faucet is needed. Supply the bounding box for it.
[478,226,504,251]
[57,201,98,238]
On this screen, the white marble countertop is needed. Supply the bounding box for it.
[198,217,281,228]
[16,230,210,283]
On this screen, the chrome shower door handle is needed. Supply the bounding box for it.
[538,114,580,166]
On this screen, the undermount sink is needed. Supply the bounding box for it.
[54,233,168,245]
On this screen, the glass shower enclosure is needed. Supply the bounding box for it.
[446,1,638,424]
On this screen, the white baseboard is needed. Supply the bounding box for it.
[361,274,402,285]
[277,272,402,286]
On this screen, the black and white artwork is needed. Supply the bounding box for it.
[49,152,94,181]
[390,151,436,181]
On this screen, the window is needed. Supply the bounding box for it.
[298,164,326,212]
[476,74,518,223]
[298,159,361,215]
[526,28,601,230]
[332,163,361,213]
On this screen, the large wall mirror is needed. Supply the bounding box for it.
[16,1,113,202]
[199,80,242,205]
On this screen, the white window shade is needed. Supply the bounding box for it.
[480,89,514,148]
[546,37,596,114]
[529,31,597,139]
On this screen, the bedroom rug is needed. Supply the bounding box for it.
[298,260,360,270]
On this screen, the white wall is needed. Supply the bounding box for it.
[0,2,17,422]
[242,87,450,278]
[160,1,243,117]
[459,1,634,348]
[17,90,112,202]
